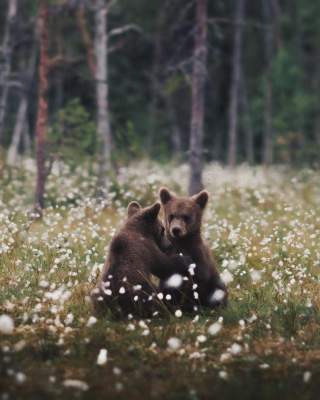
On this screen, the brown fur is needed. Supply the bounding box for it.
[91,201,192,317]
[159,188,228,310]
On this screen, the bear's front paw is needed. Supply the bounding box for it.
[171,254,194,275]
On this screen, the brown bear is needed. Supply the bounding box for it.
[91,201,192,317]
[159,187,228,311]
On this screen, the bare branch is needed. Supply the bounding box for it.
[109,24,142,37]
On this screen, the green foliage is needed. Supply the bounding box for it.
[113,121,145,163]
[49,98,96,167]
[3,0,320,165]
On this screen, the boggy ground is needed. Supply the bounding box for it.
[1,160,320,399]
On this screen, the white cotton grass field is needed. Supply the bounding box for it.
[1,159,320,399]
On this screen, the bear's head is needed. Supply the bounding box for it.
[159,187,209,240]
[127,201,171,251]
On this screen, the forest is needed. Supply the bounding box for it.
[1,0,320,199]
[1,1,320,400]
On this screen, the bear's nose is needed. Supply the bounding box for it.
[172,227,182,237]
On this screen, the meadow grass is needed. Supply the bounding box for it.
[1,160,320,399]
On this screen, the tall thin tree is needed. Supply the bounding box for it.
[0,0,17,144]
[240,68,254,164]
[189,0,207,195]
[94,0,112,190]
[7,43,37,165]
[34,2,49,211]
[262,0,274,165]
[227,0,246,167]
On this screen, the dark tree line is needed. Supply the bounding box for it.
[0,0,320,207]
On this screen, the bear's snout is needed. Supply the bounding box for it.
[172,227,182,237]
[170,220,187,238]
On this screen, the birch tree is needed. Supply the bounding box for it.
[7,44,37,165]
[189,0,207,195]
[94,0,112,190]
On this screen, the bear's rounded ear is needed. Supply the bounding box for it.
[142,202,161,220]
[159,187,174,204]
[192,190,209,210]
[127,201,141,217]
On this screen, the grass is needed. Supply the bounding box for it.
[1,160,320,399]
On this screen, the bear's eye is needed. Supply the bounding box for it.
[169,214,174,223]
[160,226,165,236]
[182,215,190,223]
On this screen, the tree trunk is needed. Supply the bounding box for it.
[95,0,112,190]
[240,69,254,164]
[7,95,28,165]
[76,4,96,77]
[314,49,320,146]
[188,0,207,195]
[34,2,49,211]
[148,3,168,153]
[270,0,282,50]
[262,0,274,165]
[7,44,37,165]
[22,121,31,156]
[227,0,245,167]
[0,0,17,144]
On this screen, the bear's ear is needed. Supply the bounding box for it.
[192,190,209,209]
[142,202,161,220]
[127,201,141,217]
[159,187,174,204]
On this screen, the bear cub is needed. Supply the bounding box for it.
[92,201,192,317]
[159,187,228,310]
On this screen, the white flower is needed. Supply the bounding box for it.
[127,323,135,331]
[0,315,14,335]
[167,337,182,350]
[239,319,245,328]
[208,321,222,336]
[86,316,97,327]
[250,269,262,283]
[113,367,122,376]
[97,349,108,366]
[64,313,74,326]
[220,352,231,362]
[39,280,49,288]
[209,289,226,304]
[119,287,125,294]
[15,372,27,384]
[175,309,182,318]
[247,313,258,323]
[165,274,183,289]
[230,343,242,355]
[197,335,207,343]
[218,371,228,380]
[63,379,89,391]
[139,320,148,329]
[303,371,312,383]
[220,270,234,285]
[188,263,196,276]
